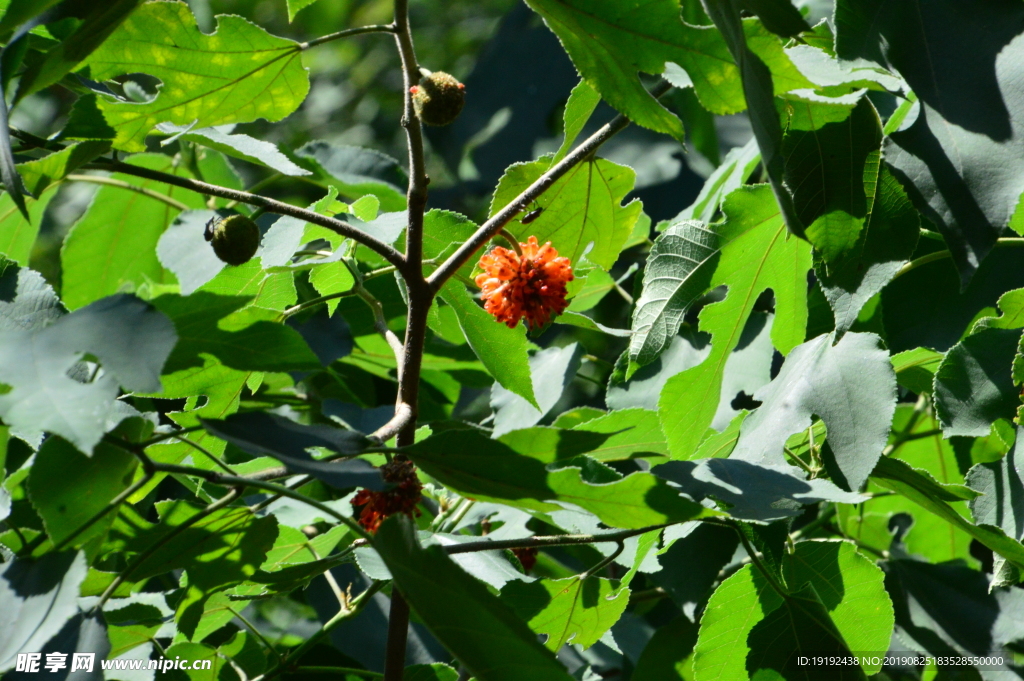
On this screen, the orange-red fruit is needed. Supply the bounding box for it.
[351,459,423,533]
[475,235,573,331]
[410,71,465,126]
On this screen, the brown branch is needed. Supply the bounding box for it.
[427,80,673,291]
[83,158,410,274]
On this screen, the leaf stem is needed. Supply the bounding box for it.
[52,468,155,551]
[893,237,1024,280]
[257,580,386,681]
[300,24,396,50]
[444,524,671,554]
[149,462,371,540]
[82,158,409,273]
[65,174,191,211]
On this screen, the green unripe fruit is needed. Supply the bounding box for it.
[204,214,260,266]
[410,71,465,127]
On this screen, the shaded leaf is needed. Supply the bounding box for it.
[654,458,864,522]
[491,343,582,437]
[439,281,537,408]
[884,558,1024,673]
[16,141,111,196]
[524,0,808,137]
[151,292,320,374]
[28,437,136,549]
[0,294,176,453]
[659,185,812,459]
[0,260,62,331]
[732,331,896,490]
[870,456,1024,571]
[295,141,407,212]
[201,411,384,491]
[701,0,805,237]
[631,616,697,681]
[891,347,943,396]
[570,408,669,461]
[934,327,1021,437]
[0,552,88,673]
[837,0,1024,286]
[673,137,760,224]
[374,516,574,681]
[967,426,1024,581]
[500,576,629,651]
[15,0,143,102]
[403,428,711,529]
[61,154,205,310]
[157,124,310,176]
[84,2,309,152]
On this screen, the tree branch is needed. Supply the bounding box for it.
[83,158,409,273]
[300,24,396,50]
[427,81,672,291]
[65,174,191,211]
[443,523,670,554]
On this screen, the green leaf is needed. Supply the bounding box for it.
[438,281,537,408]
[554,80,601,162]
[629,220,719,373]
[654,458,863,522]
[403,428,711,529]
[295,141,408,212]
[14,0,143,102]
[0,551,87,673]
[701,0,805,237]
[885,558,1024,672]
[286,0,324,22]
[405,664,459,681]
[28,437,136,549]
[882,243,1024,353]
[817,166,921,334]
[61,154,206,310]
[967,426,1024,575]
[523,0,809,137]
[0,294,176,453]
[0,181,57,265]
[0,260,61,331]
[16,141,111,196]
[673,137,760,224]
[784,97,882,264]
[659,185,812,458]
[490,155,641,270]
[742,0,810,38]
[934,327,1021,437]
[838,0,1024,285]
[632,616,697,680]
[838,409,976,565]
[570,408,669,461]
[152,291,320,374]
[157,124,310,177]
[891,347,943,395]
[733,331,896,490]
[491,343,582,437]
[500,576,629,651]
[870,456,1024,571]
[694,540,891,680]
[84,2,309,152]
[161,642,226,681]
[374,516,574,681]
[746,583,864,680]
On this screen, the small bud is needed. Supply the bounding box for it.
[411,71,466,127]
[205,214,260,266]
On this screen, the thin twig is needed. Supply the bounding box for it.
[300,24,396,50]
[82,158,409,273]
[93,488,242,611]
[65,174,191,211]
[893,237,1024,280]
[149,462,371,540]
[444,524,670,554]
